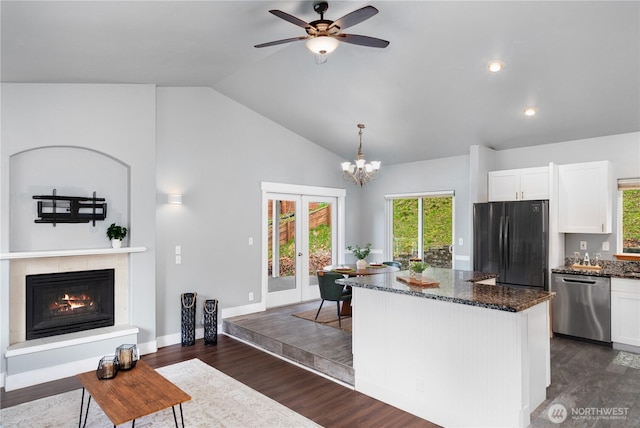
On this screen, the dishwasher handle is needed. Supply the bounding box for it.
[557,277,597,285]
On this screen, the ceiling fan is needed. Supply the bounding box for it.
[255,2,389,62]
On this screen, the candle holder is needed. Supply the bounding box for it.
[96,355,119,380]
[115,344,139,371]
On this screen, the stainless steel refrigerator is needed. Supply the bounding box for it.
[473,200,549,289]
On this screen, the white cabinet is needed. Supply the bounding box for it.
[558,161,612,233]
[611,278,640,346]
[488,167,549,201]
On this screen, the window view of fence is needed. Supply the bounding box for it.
[268,201,332,276]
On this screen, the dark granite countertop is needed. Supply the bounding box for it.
[551,266,640,279]
[337,268,554,313]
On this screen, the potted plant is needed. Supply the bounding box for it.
[347,243,372,269]
[410,261,428,279]
[107,223,128,248]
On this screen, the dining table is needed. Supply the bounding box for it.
[323,263,400,315]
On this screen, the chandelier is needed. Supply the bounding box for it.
[341,124,381,186]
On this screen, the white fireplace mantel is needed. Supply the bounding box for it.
[0,247,147,260]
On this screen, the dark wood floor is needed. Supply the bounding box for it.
[1,334,438,428]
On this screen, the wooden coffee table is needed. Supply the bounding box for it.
[77,359,191,427]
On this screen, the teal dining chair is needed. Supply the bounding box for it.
[383,261,401,268]
[315,270,352,328]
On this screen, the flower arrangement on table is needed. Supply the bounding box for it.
[347,243,372,269]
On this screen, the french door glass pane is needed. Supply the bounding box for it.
[268,199,296,292]
[308,201,332,287]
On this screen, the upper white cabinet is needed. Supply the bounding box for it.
[488,166,549,201]
[611,278,640,347]
[558,161,612,233]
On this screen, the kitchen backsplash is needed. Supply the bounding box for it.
[562,258,640,273]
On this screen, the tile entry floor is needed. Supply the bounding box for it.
[224,301,640,427]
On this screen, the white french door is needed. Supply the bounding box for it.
[262,183,345,308]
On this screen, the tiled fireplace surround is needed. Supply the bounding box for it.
[3,250,142,391]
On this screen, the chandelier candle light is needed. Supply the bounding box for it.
[341,124,381,186]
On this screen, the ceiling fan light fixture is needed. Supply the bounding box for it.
[305,36,339,55]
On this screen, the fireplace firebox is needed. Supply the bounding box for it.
[26,269,115,340]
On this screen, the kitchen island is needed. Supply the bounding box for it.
[337,268,555,428]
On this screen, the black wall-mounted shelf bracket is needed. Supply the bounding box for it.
[33,189,107,227]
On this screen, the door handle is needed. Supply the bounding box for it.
[298,252,303,257]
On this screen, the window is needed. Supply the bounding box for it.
[386,192,454,268]
[619,178,640,254]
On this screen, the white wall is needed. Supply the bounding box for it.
[1,83,157,378]
[9,147,128,251]
[155,87,354,338]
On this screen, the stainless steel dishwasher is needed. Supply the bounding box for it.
[551,273,611,342]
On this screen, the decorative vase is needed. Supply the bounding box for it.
[111,239,122,249]
[356,259,367,270]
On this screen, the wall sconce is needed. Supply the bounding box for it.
[167,194,183,205]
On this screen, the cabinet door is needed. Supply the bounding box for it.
[558,161,612,233]
[520,167,549,200]
[611,288,640,346]
[488,170,519,201]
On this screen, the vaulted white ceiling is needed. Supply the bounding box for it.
[2,1,639,165]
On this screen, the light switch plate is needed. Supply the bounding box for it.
[580,241,587,250]
[602,241,610,251]
[175,245,181,255]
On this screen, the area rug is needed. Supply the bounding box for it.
[0,358,321,427]
[613,351,640,369]
[292,306,352,332]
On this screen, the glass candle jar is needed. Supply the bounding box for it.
[96,355,119,380]
[115,344,139,370]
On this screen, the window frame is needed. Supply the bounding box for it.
[385,191,455,267]
[616,178,640,257]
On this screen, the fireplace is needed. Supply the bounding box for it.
[26,269,115,340]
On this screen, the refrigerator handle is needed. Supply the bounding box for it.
[504,216,510,269]
[499,215,504,270]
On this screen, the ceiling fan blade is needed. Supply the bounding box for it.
[335,34,389,48]
[254,36,309,48]
[329,5,378,31]
[269,10,312,30]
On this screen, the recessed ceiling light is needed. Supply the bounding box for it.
[523,106,539,116]
[487,60,505,72]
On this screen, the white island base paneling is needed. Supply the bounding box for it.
[352,287,550,428]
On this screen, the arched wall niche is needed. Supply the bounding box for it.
[9,146,130,252]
